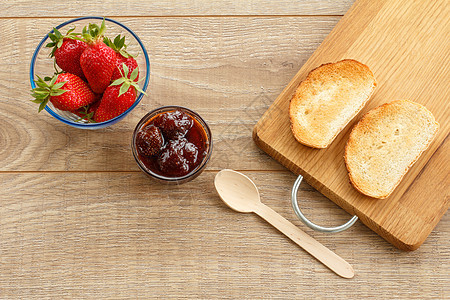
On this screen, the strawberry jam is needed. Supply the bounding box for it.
[135,109,209,178]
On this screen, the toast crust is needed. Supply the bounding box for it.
[289,59,377,148]
[344,100,439,199]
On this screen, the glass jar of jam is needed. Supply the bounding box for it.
[132,106,212,184]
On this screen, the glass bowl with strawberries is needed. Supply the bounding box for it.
[132,106,213,184]
[29,16,150,129]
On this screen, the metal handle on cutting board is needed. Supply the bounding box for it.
[291,175,358,233]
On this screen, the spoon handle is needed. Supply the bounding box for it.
[254,203,354,279]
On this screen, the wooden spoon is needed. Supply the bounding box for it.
[214,169,354,279]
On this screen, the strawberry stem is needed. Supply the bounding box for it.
[82,18,106,43]
[52,59,64,75]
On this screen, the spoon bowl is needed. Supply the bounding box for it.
[214,169,354,279]
[214,169,260,213]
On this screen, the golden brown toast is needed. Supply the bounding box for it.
[344,100,439,199]
[289,59,377,148]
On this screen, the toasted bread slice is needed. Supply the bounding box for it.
[289,59,377,148]
[345,100,439,199]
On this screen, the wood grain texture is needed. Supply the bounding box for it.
[0,0,449,298]
[0,171,449,299]
[215,169,354,278]
[254,0,450,250]
[1,17,339,171]
[0,0,354,17]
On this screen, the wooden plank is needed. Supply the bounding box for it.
[0,171,448,298]
[0,0,354,17]
[253,0,450,250]
[0,17,340,171]
[0,0,447,298]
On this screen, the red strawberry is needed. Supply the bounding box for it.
[136,125,164,156]
[153,110,193,139]
[157,138,192,176]
[94,64,146,122]
[93,83,136,122]
[31,73,96,112]
[80,20,116,94]
[46,28,87,79]
[55,39,87,79]
[104,35,139,82]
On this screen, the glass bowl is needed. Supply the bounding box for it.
[29,16,150,129]
[132,106,213,184]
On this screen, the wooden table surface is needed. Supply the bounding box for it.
[1,1,448,299]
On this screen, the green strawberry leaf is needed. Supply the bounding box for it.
[31,93,48,99]
[50,89,67,96]
[119,49,129,58]
[99,18,106,36]
[68,35,84,42]
[118,36,125,49]
[31,88,48,94]
[103,36,111,47]
[31,95,47,101]
[31,75,68,112]
[130,82,147,96]
[110,77,126,86]
[130,67,147,96]
[53,82,66,89]
[122,63,129,77]
[109,64,147,98]
[82,18,106,43]
[35,75,49,87]
[114,34,121,46]
[34,82,46,89]
[49,75,57,86]
[38,98,49,112]
[119,81,130,97]
[54,28,63,39]
[130,67,139,81]
[104,34,133,58]
[48,32,57,42]
[74,105,96,123]
[132,83,147,95]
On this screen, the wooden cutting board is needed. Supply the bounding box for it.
[253,0,449,251]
